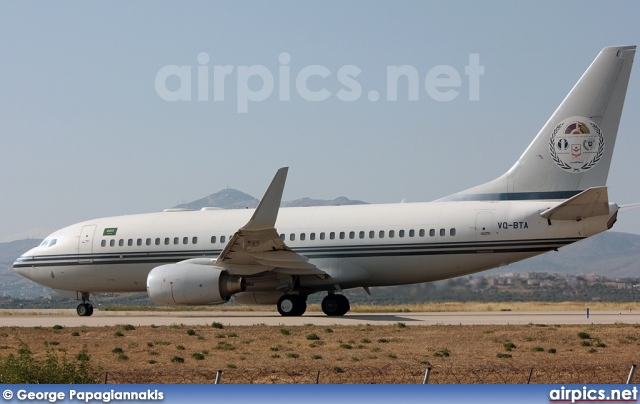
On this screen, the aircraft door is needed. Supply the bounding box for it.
[475,212,494,240]
[78,225,96,263]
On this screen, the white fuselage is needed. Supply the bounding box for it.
[13,200,615,295]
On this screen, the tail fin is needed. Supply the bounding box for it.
[441,45,635,201]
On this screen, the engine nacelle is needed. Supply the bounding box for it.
[232,291,285,305]
[147,263,245,305]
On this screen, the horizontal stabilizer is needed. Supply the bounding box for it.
[540,187,609,220]
[619,203,640,212]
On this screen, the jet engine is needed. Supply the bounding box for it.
[147,263,245,305]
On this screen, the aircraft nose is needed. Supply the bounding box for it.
[13,256,32,279]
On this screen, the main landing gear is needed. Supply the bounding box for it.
[321,293,350,316]
[76,292,94,317]
[275,293,351,317]
[277,294,307,316]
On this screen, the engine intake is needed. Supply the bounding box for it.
[147,263,245,305]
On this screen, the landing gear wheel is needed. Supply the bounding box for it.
[321,294,350,316]
[76,303,93,317]
[277,294,307,317]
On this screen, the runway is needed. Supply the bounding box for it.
[0,309,638,327]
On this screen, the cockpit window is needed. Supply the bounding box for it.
[40,239,57,248]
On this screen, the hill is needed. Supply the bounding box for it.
[173,189,259,210]
[490,231,640,277]
[173,189,366,210]
[0,239,41,265]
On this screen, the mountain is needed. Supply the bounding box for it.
[174,189,259,210]
[491,231,640,277]
[0,239,47,298]
[173,189,366,210]
[0,239,41,264]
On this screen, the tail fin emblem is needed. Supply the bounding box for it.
[549,116,604,172]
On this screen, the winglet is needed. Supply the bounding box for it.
[242,167,288,231]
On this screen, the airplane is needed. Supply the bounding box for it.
[13,45,636,317]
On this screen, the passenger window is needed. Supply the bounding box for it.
[221,236,226,243]
[440,228,445,236]
[300,233,306,241]
[339,232,345,240]
[137,239,142,246]
[211,236,216,244]
[192,237,197,244]
[349,231,355,239]
[430,229,435,237]
[409,229,415,237]
[310,233,315,241]
[369,231,374,239]
[155,238,161,246]
[146,238,151,246]
[450,228,456,236]
[174,237,179,245]
[358,231,364,239]
[165,238,170,245]
[101,240,106,247]
[290,234,295,241]
[379,230,384,238]
[280,234,285,240]
[419,229,425,237]
[119,239,124,247]
[399,230,405,237]
[183,237,188,244]
[330,232,336,240]
[128,239,133,246]
[320,232,325,240]
[110,239,115,247]
[389,230,395,238]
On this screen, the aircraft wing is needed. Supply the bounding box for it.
[214,167,328,277]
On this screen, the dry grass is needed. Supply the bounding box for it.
[2,321,640,383]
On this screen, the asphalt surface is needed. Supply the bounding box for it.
[0,309,637,327]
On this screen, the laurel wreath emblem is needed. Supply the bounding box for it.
[548,121,604,172]
[549,123,570,170]
[582,122,604,171]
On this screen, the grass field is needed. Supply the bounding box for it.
[1,317,639,383]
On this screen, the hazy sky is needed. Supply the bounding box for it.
[1,1,640,242]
